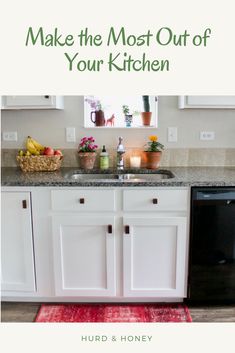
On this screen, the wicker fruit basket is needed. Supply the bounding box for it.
[16,155,63,172]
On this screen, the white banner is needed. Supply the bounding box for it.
[0,0,235,94]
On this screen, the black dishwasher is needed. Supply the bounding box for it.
[189,187,235,302]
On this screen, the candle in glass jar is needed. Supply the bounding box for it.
[130,156,141,168]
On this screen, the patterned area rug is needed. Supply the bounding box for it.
[35,304,192,322]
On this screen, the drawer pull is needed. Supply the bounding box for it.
[107,225,112,234]
[152,198,158,204]
[79,198,85,204]
[125,225,130,234]
[22,200,27,209]
[44,95,50,99]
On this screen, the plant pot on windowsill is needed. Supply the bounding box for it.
[124,114,133,127]
[90,110,105,127]
[141,112,152,126]
[122,105,133,127]
[141,96,152,126]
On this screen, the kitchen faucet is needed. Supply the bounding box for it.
[117,136,125,169]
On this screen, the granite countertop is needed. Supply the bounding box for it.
[1,167,235,187]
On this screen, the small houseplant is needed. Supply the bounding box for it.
[144,135,164,169]
[78,136,98,169]
[141,96,152,126]
[122,105,133,127]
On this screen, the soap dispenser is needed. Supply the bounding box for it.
[99,145,109,170]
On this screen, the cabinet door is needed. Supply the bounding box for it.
[2,96,64,109]
[1,192,36,292]
[52,215,116,296]
[179,95,235,109]
[123,217,188,297]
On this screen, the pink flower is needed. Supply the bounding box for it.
[78,136,98,152]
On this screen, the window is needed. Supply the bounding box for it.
[84,95,158,128]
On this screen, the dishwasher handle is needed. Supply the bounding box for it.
[193,189,235,201]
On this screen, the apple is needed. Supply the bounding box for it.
[44,147,54,156]
[54,149,63,156]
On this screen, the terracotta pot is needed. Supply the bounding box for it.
[78,152,96,170]
[141,112,152,126]
[145,151,162,169]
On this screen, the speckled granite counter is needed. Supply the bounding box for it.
[1,167,235,187]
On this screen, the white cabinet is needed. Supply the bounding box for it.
[1,192,36,292]
[51,188,189,300]
[123,188,189,299]
[179,96,235,109]
[1,186,189,302]
[51,189,115,212]
[1,96,64,110]
[123,189,188,212]
[52,214,116,296]
[51,189,117,297]
[123,216,187,297]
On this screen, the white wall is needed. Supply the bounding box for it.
[1,96,235,149]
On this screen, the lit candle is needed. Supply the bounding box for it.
[130,156,141,168]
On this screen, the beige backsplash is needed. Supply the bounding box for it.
[2,148,235,168]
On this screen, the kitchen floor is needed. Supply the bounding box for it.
[1,302,235,322]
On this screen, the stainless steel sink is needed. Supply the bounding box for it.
[67,170,175,183]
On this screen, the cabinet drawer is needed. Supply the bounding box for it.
[123,189,188,212]
[51,190,115,212]
[2,96,64,109]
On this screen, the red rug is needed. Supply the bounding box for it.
[35,304,192,323]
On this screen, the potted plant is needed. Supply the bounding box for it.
[144,135,164,169]
[141,95,152,126]
[78,136,98,169]
[122,105,133,127]
[85,96,105,126]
